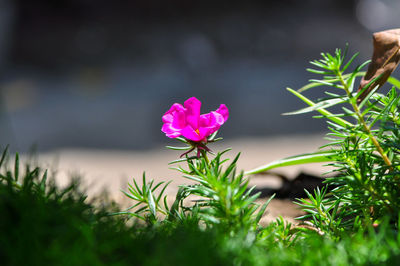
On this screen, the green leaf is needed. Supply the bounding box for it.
[156,181,172,203]
[283,97,346,115]
[284,88,354,128]
[109,211,145,220]
[255,194,275,224]
[175,137,189,143]
[245,151,336,175]
[132,178,141,196]
[40,170,48,192]
[388,76,400,89]
[356,74,384,107]
[147,189,157,218]
[121,189,138,200]
[342,52,359,72]
[169,156,198,165]
[306,68,333,75]
[166,146,191,150]
[346,61,370,92]
[298,81,326,93]
[308,79,343,89]
[0,145,8,169]
[14,153,19,182]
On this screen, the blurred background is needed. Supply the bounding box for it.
[1,0,400,152]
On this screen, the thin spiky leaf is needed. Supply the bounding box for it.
[0,145,8,169]
[255,194,275,223]
[14,153,19,182]
[285,88,353,128]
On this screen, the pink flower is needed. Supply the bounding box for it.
[162,97,229,142]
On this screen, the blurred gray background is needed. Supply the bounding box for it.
[1,0,400,151]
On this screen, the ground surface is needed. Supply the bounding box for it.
[35,134,329,223]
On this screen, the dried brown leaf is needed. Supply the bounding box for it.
[357,29,400,103]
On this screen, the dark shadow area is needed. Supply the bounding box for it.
[251,172,336,199]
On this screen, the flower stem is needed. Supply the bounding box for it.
[201,149,210,165]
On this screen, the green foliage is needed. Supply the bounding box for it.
[120,148,273,234]
[296,186,345,237]
[176,151,274,232]
[254,47,400,236]
[2,142,400,264]
[116,173,171,224]
[6,45,400,264]
[0,147,99,265]
[0,147,234,265]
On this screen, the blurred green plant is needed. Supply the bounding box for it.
[0,145,235,265]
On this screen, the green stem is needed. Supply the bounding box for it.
[337,70,395,212]
[200,149,210,165]
[337,71,393,170]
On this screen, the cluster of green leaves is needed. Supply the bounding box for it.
[175,151,273,232]
[120,148,273,234]
[2,143,400,264]
[249,47,400,236]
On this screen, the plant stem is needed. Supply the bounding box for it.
[337,70,397,211]
[337,72,393,170]
[201,149,210,165]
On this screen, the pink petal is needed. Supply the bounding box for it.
[162,97,229,142]
[184,97,201,129]
[199,112,224,128]
[165,131,182,138]
[197,112,223,139]
[161,123,182,138]
[171,110,186,130]
[181,125,205,142]
[162,113,174,124]
[198,127,216,139]
[210,111,225,126]
[162,104,187,131]
[215,104,229,122]
[161,103,187,138]
[162,103,185,123]
[199,113,212,127]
